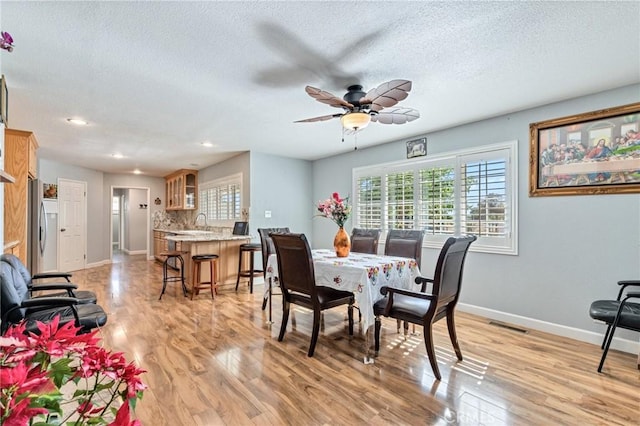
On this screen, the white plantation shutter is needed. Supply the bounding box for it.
[460,157,507,238]
[417,165,456,236]
[386,171,414,229]
[353,141,517,255]
[198,174,242,221]
[355,176,382,228]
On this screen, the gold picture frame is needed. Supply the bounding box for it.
[529,102,640,197]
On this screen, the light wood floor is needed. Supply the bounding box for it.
[67,254,638,425]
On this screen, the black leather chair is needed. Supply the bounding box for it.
[1,253,97,304]
[350,228,381,254]
[374,235,476,380]
[384,229,425,268]
[258,227,290,317]
[384,229,426,332]
[589,280,640,372]
[1,260,107,335]
[271,232,354,357]
[232,221,249,236]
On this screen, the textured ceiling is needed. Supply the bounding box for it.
[1,1,639,177]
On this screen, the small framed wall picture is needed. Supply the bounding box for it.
[406,137,427,159]
[43,183,58,199]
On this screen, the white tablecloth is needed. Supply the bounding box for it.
[266,249,421,331]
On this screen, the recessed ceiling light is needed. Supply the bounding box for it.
[201,141,214,147]
[66,118,88,125]
[133,169,142,175]
[112,153,124,159]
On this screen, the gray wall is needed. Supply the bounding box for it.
[249,151,314,241]
[198,152,250,225]
[39,158,105,264]
[312,84,640,348]
[124,188,148,252]
[39,158,165,264]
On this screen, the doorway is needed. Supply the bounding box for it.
[110,186,150,263]
[112,191,124,254]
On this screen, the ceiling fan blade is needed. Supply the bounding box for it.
[371,107,420,125]
[365,79,412,112]
[305,86,354,109]
[294,113,342,123]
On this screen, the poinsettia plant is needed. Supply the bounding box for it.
[316,192,352,228]
[0,316,146,425]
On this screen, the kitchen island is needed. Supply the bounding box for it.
[159,230,252,290]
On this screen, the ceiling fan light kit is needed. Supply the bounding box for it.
[341,112,371,131]
[295,79,420,134]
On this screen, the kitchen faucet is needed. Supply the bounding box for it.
[194,212,208,227]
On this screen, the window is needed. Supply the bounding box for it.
[353,141,518,255]
[198,173,242,222]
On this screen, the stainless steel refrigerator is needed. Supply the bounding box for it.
[28,179,58,273]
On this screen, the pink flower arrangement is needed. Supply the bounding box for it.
[1,31,14,52]
[316,192,351,228]
[0,316,146,425]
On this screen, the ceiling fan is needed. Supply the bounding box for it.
[294,79,420,132]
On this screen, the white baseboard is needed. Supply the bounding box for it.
[86,260,110,269]
[458,303,640,355]
[122,249,146,256]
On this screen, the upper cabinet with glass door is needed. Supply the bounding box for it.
[165,169,198,210]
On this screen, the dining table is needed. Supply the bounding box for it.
[264,248,422,362]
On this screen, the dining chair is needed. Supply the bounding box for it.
[258,227,290,318]
[270,232,354,357]
[384,229,425,268]
[350,228,381,254]
[589,280,640,372]
[374,235,476,380]
[384,229,426,333]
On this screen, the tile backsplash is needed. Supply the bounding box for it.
[152,210,231,234]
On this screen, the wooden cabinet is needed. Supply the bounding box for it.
[153,231,183,263]
[4,129,39,264]
[153,231,167,261]
[165,169,197,211]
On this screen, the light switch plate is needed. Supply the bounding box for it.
[265,210,271,218]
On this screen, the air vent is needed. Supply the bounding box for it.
[488,320,528,334]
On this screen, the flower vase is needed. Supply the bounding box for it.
[334,226,351,257]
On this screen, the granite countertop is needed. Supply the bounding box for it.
[157,229,251,242]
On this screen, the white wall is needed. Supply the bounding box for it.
[312,84,640,351]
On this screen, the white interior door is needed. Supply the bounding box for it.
[58,179,87,271]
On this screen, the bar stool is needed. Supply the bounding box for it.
[235,243,262,294]
[159,251,187,300]
[191,254,219,300]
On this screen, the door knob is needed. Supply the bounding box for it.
[60,228,66,232]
